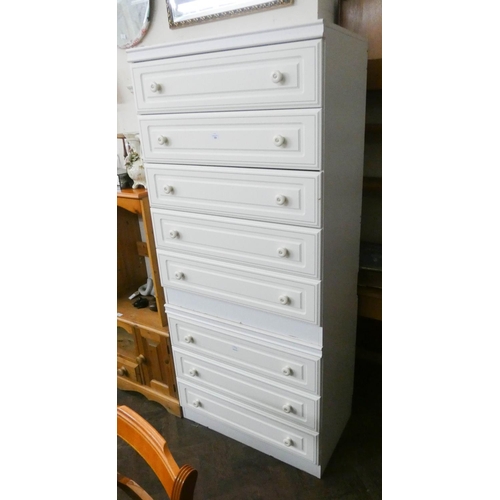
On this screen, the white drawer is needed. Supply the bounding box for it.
[168,314,320,393]
[174,351,319,431]
[139,109,321,169]
[152,210,321,279]
[146,165,321,228]
[178,381,318,463]
[158,251,321,324]
[132,39,322,113]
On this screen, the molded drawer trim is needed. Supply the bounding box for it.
[178,381,318,463]
[139,109,321,169]
[174,350,320,431]
[158,250,321,324]
[132,39,322,113]
[168,312,321,392]
[151,209,321,278]
[146,164,322,228]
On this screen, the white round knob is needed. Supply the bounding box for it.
[192,399,201,408]
[283,437,293,447]
[184,335,193,343]
[277,247,288,258]
[271,70,283,83]
[189,368,198,377]
[273,135,285,147]
[279,295,290,305]
[163,185,173,194]
[157,135,168,145]
[174,271,184,280]
[282,366,292,376]
[275,195,287,206]
[169,230,179,239]
[282,404,292,414]
[150,81,161,92]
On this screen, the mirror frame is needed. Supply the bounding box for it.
[165,0,293,29]
[117,0,151,49]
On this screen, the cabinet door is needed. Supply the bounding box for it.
[117,322,138,360]
[136,327,177,398]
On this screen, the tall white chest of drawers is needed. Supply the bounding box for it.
[127,20,368,477]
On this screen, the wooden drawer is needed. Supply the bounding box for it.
[139,109,321,169]
[158,251,320,324]
[174,350,319,431]
[178,381,318,463]
[168,314,320,394]
[117,356,142,383]
[146,165,321,228]
[151,210,321,279]
[131,39,321,113]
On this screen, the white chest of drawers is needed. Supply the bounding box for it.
[127,20,367,478]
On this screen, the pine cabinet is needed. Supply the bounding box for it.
[127,20,367,477]
[117,189,181,416]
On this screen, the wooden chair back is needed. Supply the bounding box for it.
[117,405,198,500]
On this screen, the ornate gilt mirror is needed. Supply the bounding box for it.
[165,0,293,29]
[117,0,151,49]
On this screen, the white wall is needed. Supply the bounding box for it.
[117,0,337,134]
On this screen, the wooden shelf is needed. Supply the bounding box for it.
[117,295,168,334]
[117,188,148,200]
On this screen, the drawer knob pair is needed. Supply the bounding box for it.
[150,81,161,92]
[271,70,284,83]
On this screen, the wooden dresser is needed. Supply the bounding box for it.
[126,20,367,477]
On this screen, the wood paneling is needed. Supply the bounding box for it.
[339,0,382,59]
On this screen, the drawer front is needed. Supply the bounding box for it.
[158,251,321,324]
[174,350,319,430]
[168,314,320,393]
[152,210,321,278]
[139,109,321,169]
[117,356,142,383]
[132,39,322,113]
[178,381,318,463]
[146,165,321,227]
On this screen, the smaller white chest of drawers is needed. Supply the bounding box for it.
[127,20,367,478]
